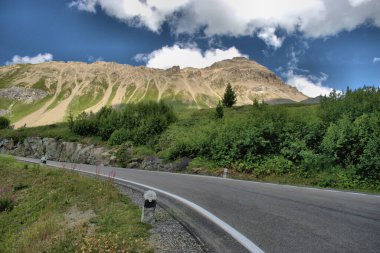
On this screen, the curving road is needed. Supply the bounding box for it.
[17,157,380,253]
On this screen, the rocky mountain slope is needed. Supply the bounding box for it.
[0,57,307,128]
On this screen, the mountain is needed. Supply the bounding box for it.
[0,57,307,128]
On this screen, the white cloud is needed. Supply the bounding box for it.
[285,70,333,97]
[134,44,247,69]
[5,53,53,65]
[373,57,380,63]
[70,0,380,47]
[87,56,104,62]
[348,0,372,7]
[257,27,284,49]
[69,0,189,32]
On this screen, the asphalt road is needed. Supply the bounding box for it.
[17,157,380,253]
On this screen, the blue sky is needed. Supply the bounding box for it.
[1,0,379,97]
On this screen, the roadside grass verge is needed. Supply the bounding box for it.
[0,155,152,253]
[186,159,380,194]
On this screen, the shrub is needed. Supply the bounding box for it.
[0,197,14,212]
[256,156,293,176]
[0,116,10,129]
[215,101,224,119]
[115,142,133,167]
[70,101,176,145]
[109,128,131,146]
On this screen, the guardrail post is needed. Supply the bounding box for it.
[141,190,157,224]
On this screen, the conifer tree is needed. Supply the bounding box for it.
[215,100,224,119]
[222,83,237,107]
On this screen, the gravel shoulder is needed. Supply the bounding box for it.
[117,185,207,253]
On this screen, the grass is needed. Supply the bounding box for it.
[31,78,47,91]
[46,83,73,111]
[67,86,105,116]
[0,98,14,110]
[0,65,30,88]
[0,155,152,253]
[144,80,159,101]
[122,84,136,103]
[9,95,53,123]
[185,164,380,194]
[106,84,119,106]
[0,122,105,144]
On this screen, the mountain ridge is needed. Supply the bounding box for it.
[0,57,307,128]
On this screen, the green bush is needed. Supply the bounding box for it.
[70,101,176,145]
[109,128,131,146]
[0,116,10,129]
[115,142,133,167]
[0,197,14,212]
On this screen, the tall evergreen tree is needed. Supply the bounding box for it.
[222,83,237,107]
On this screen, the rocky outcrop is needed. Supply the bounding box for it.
[0,109,10,116]
[0,137,117,166]
[127,156,191,172]
[0,137,191,172]
[0,87,47,103]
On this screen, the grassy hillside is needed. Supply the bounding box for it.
[0,59,308,127]
[0,155,151,253]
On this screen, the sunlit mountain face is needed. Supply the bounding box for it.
[1,0,379,98]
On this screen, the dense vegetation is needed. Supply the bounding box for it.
[68,101,176,146]
[1,86,379,192]
[160,87,380,190]
[0,155,151,253]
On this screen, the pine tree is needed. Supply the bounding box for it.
[222,83,237,107]
[215,100,224,119]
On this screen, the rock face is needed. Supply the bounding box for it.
[0,87,47,103]
[0,58,308,128]
[0,137,117,166]
[0,109,10,116]
[0,137,191,172]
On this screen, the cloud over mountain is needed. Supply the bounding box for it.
[134,44,247,69]
[70,0,380,47]
[5,53,53,65]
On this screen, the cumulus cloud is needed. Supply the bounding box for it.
[69,0,189,32]
[134,44,247,69]
[5,53,53,65]
[373,57,380,63]
[285,70,333,97]
[70,0,380,47]
[257,27,284,49]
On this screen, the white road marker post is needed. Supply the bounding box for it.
[223,168,228,178]
[141,190,157,224]
[40,156,47,165]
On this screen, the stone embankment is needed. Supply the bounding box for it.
[0,137,116,165]
[0,137,190,171]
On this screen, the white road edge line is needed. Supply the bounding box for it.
[39,160,264,253]
[82,169,264,253]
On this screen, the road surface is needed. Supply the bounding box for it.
[16,157,380,253]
